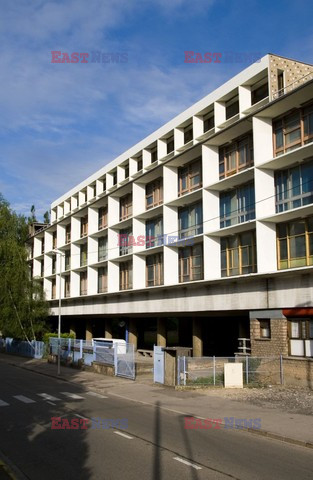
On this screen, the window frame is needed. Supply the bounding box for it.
[98,206,108,230]
[146,253,163,287]
[178,158,202,196]
[98,266,108,293]
[120,194,132,221]
[221,231,257,277]
[277,217,313,269]
[80,215,88,238]
[179,244,203,283]
[219,133,254,179]
[146,178,163,210]
[120,261,133,290]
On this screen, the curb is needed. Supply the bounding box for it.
[6,360,313,451]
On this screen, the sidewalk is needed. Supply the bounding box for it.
[1,353,312,449]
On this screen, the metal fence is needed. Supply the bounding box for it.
[177,355,283,386]
[3,338,45,359]
[48,337,135,379]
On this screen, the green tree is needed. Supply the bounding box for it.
[28,204,37,224]
[0,194,49,340]
[43,210,50,224]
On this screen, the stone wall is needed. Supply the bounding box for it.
[282,357,313,389]
[269,54,313,99]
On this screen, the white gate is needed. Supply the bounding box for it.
[115,343,135,380]
[153,346,165,384]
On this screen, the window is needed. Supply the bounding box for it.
[120,261,132,290]
[81,215,88,237]
[80,271,87,295]
[41,239,45,254]
[167,136,174,154]
[273,103,313,156]
[146,178,163,209]
[178,159,202,196]
[179,244,203,282]
[251,82,268,105]
[220,182,255,228]
[52,256,56,274]
[277,70,284,96]
[277,217,313,269]
[65,225,71,243]
[137,155,143,172]
[146,217,163,248]
[146,253,163,287]
[120,194,132,221]
[51,279,56,299]
[64,251,71,270]
[221,231,256,277]
[203,112,214,132]
[184,124,193,144]
[112,170,117,185]
[119,228,132,256]
[98,266,107,293]
[98,206,108,230]
[275,159,313,212]
[259,319,271,338]
[40,260,44,277]
[80,244,88,266]
[289,319,313,340]
[178,202,203,238]
[226,97,239,120]
[64,277,71,297]
[219,134,254,179]
[151,146,157,163]
[98,237,108,262]
[52,231,57,249]
[124,164,129,179]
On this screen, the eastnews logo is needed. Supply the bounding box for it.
[51,51,128,64]
[184,51,261,64]
[51,417,128,429]
[185,417,262,430]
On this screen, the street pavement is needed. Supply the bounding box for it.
[0,356,312,479]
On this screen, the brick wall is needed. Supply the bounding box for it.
[250,318,288,356]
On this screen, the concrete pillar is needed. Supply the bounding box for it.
[104,319,112,339]
[128,319,137,350]
[157,318,167,347]
[69,322,76,338]
[192,318,203,357]
[86,321,93,341]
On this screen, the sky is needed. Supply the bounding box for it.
[1,0,313,220]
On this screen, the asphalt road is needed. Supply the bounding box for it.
[0,363,312,480]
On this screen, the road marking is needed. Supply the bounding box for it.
[74,414,89,421]
[47,401,56,406]
[37,393,61,402]
[114,431,133,440]
[173,457,202,470]
[0,399,9,407]
[60,392,84,400]
[13,395,35,404]
[86,391,108,399]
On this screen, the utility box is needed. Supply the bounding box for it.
[164,347,192,386]
[224,362,243,388]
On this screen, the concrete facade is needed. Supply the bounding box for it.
[28,54,313,358]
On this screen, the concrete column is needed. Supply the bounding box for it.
[104,319,112,339]
[128,319,137,350]
[86,321,93,341]
[192,318,203,357]
[157,318,167,347]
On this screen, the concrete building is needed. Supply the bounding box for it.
[28,54,313,358]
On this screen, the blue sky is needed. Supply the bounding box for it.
[1,0,313,220]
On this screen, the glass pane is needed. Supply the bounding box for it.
[279,239,288,260]
[291,321,299,338]
[289,221,305,236]
[290,235,306,258]
[275,129,283,149]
